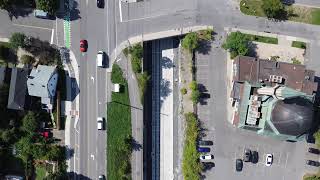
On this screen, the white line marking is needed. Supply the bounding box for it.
[116,58,121,62]
[55,19,59,45]
[119,0,123,22]
[50,29,54,44]
[86,0,89,6]
[12,23,52,30]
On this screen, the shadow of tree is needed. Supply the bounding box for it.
[160,79,172,107]
[197,40,212,55]
[7,7,34,20]
[132,138,142,151]
[161,56,175,69]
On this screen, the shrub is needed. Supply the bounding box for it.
[291,57,301,65]
[191,89,200,104]
[181,88,187,95]
[198,28,214,41]
[10,33,26,49]
[129,44,143,60]
[313,130,320,148]
[131,57,141,73]
[222,31,249,59]
[189,81,197,91]
[137,73,150,103]
[20,54,35,65]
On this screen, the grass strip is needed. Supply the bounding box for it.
[244,33,278,44]
[182,112,202,180]
[292,41,306,49]
[107,64,132,180]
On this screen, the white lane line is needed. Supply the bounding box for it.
[119,0,123,22]
[50,29,54,44]
[86,0,89,6]
[12,23,52,30]
[55,18,59,45]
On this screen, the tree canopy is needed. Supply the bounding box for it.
[182,32,199,52]
[9,33,26,49]
[222,31,249,59]
[35,0,58,15]
[22,111,39,134]
[262,0,286,19]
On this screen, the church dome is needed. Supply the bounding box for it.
[271,97,314,136]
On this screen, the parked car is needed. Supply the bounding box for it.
[201,162,215,171]
[251,151,259,164]
[198,140,213,146]
[97,0,104,8]
[80,40,88,52]
[34,9,48,19]
[236,159,243,172]
[98,175,105,180]
[306,160,320,167]
[308,148,320,155]
[265,154,273,166]
[243,149,252,162]
[97,117,104,130]
[199,154,214,160]
[197,147,210,153]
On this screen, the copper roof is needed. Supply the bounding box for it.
[234,56,317,95]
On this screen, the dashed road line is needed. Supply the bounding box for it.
[12,23,52,30]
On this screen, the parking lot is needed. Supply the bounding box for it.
[195,29,318,180]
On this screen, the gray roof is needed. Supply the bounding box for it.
[27,65,56,98]
[7,68,28,110]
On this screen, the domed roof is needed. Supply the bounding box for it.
[271,97,314,136]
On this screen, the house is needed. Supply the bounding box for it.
[27,65,58,110]
[7,68,29,110]
[231,56,318,141]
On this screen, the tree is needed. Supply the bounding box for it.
[22,111,39,134]
[35,0,58,15]
[45,145,65,161]
[9,33,26,49]
[262,0,286,19]
[0,0,11,10]
[182,32,199,52]
[222,31,249,59]
[15,136,33,161]
[313,130,320,148]
[20,54,35,65]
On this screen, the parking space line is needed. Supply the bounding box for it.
[12,23,52,31]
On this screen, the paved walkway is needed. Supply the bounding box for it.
[117,53,144,180]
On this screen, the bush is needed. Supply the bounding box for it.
[291,57,301,65]
[262,0,286,19]
[198,28,214,41]
[313,130,320,148]
[129,44,143,60]
[131,57,141,73]
[181,88,187,95]
[191,89,200,104]
[10,33,26,49]
[35,0,59,15]
[189,81,197,91]
[137,73,150,103]
[182,113,201,180]
[20,54,35,65]
[182,32,199,52]
[222,31,249,59]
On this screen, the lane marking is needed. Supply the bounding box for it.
[50,29,54,44]
[119,0,123,22]
[55,18,59,45]
[12,23,52,30]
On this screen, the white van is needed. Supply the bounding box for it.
[97,51,104,67]
[97,117,104,130]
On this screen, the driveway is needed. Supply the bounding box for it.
[195,28,313,180]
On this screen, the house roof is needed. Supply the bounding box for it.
[7,68,28,110]
[234,56,317,95]
[27,65,56,98]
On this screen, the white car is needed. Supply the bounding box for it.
[97,117,104,130]
[265,154,273,166]
[200,154,214,160]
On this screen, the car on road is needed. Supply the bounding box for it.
[34,9,49,19]
[98,175,105,180]
[306,160,320,167]
[80,40,88,52]
[198,140,213,146]
[97,0,104,8]
[201,162,215,171]
[308,147,320,155]
[265,154,273,166]
[243,149,252,162]
[236,159,243,172]
[97,51,105,67]
[97,117,104,130]
[197,147,210,153]
[199,154,214,160]
[251,151,259,164]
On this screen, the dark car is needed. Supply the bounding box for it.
[236,159,243,171]
[251,151,259,164]
[306,133,316,144]
[306,160,320,167]
[243,149,252,162]
[97,0,104,8]
[198,140,213,146]
[198,147,210,153]
[202,162,215,171]
[98,175,105,180]
[308,148,320,155]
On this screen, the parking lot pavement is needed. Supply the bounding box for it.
[195,30,312,180]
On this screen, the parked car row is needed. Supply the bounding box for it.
[198,140,215,171]
[236,148,273,172]
[306,147,320,167]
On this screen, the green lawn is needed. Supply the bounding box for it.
[35,166,47,180]
[107,64,132,180]
[292,41,306,49]
[240,0,320,25]
[244,33,278,44]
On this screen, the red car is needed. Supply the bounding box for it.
[80,40,88,52]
